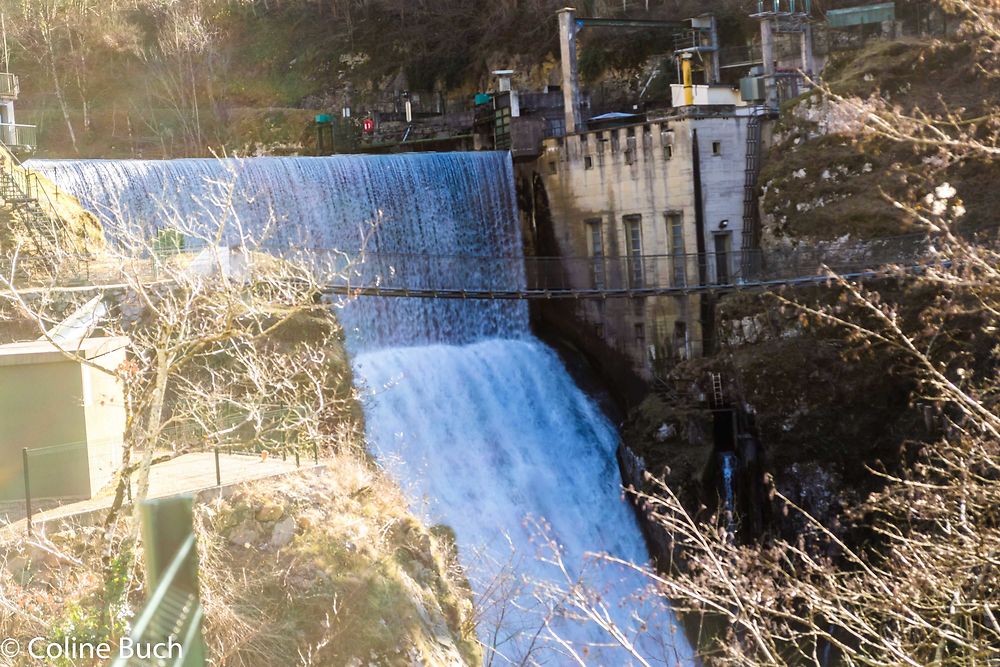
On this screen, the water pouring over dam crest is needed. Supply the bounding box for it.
[34,153,693,664]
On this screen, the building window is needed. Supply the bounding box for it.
[667,212,686,287]
[548,161,557,175]
[624,214,644,288]
[584,155,594,170]
[611,130,621,153]
[586,218,605,289]
[661,129,674,155]
[712,140,722,156]
[546,117,565,138]
[494,107,512,150]
[634,322,646,346]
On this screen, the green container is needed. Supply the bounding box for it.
[826,2,894,28]
[474,93,492,106]
[315,114,333,124]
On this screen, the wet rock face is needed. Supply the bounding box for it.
[774,462,846,540]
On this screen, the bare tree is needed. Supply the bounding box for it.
[531,1,1000,663]
[0,161,359,635]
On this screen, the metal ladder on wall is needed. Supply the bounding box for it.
[739,111,765,280]
[0,145,64,254]
[710,371,725,409]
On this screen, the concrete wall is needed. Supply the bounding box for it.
[0,358,89,500]
[0,337,127,501]
[83,345,127,496]
[533,112,753,378]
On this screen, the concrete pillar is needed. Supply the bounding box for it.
[558,8,583,135]
[759,18,778,108]
[707,16,721,84]
[800,22,816,79]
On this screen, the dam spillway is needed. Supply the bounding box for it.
[32,153,692,664]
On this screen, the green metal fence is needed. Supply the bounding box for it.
[16,408,321,534]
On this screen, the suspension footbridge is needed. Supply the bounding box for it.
[0,232,935,299]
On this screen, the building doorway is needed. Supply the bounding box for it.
[714,233,731,285]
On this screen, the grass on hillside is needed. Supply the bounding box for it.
[0,462,480,667]
[760,38,1000,242]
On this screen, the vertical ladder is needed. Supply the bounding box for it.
[740,111,764,280]
[710,371,725,408]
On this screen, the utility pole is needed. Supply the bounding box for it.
[1,14,9,73]
[558,8,583,135]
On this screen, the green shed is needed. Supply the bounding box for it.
[0,336,128,502]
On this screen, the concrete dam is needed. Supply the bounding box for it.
[32,152,694,664]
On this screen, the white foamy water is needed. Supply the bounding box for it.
[33,153,693,664]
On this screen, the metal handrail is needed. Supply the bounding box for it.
[0,123,37,149]
[0,226,943,298]
[112,532,201,667]
[123,533,197,641]
[0,137,58,213]
[0,73,19,98]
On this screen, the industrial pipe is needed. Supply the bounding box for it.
[681,55,694,106]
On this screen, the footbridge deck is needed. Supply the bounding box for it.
[315,235,931,300]
[0,233,933,299]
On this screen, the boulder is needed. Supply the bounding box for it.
[270,516,296,548]
[228,519,260,547]
[255,502,284,522]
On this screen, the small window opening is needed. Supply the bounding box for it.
[712,141,722,156]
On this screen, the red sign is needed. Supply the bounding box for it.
[362,118,375,134]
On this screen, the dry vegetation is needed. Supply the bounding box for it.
[760,13,1000,242]
[0,170,481,664]
[1,0,755,157]
[0,462,479,666]
[582,1,1000,664]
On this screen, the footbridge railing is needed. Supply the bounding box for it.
[0,232,932,299]
[308,233,930,299]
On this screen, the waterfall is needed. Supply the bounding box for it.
[33,153,693,664]
[720,451,738,537]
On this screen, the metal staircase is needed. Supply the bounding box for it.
[0,145,64,254]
